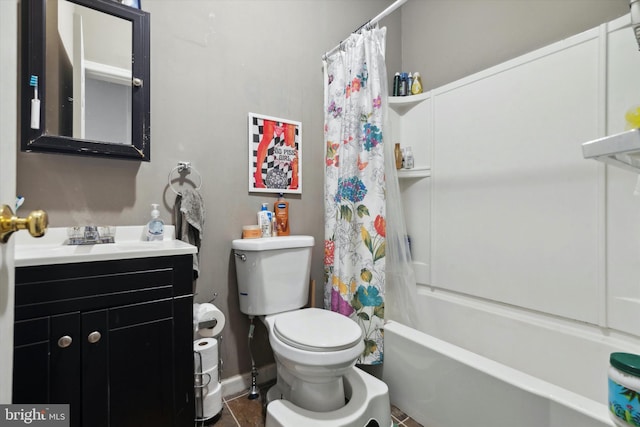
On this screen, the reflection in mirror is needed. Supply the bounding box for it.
[46,0,132,145]
[44,0,133,144]
[21,0,150,161]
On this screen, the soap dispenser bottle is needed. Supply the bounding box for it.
[146,203,164,241]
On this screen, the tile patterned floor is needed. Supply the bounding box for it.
[202,385,424,427]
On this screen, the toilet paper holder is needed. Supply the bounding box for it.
[198,319,217,330]
[194,350,213,422]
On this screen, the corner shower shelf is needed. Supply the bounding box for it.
[582,128,640,173]
[397,166,431,179]
[388,92,430,114]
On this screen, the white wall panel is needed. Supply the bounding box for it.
[431,32,602,322]
[390,95,433,285]
[605,20,640,335]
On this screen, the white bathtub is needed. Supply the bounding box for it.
[382,289,640,427]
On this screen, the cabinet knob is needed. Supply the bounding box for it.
[57,335,73,348]
[87,331,102,344]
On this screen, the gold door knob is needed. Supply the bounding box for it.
[0,204,48,243]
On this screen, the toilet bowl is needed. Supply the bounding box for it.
[262,308,364,412]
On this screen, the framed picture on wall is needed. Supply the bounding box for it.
[248,113,302,194]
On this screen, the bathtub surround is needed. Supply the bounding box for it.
[387,10,640,425]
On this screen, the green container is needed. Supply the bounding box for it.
[609,352,640,427]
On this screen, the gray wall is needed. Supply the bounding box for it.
[16,0,400,380]
[14,0,628,382]
[401,0,630,91]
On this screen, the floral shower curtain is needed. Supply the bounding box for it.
[323,27,388,365]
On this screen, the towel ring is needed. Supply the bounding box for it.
[168,161,202,195]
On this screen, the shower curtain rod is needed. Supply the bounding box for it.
[322,0,407,60]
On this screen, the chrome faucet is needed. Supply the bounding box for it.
[83,226,100,243]
[67,225,115,245]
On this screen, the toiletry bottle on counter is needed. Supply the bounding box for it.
[258,203,272,238]
[274,193,290,236]
[146,203,164,241]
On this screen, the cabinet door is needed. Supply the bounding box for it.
[13,313,81,415]
[13,316,51,404]
[107,299,175,427]
[81,310,109,427]
[50,313,82,420]
[173,295,196,425]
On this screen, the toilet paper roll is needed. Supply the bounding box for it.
[197,303,226,338]
[202,365,218,385]
[202,382,222,419]
[192,303,200,334]
[194,338,218,374]
[195,378,222,420]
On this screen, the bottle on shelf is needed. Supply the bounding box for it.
[393,72,401,96]
[411,72,423,95]
[407,73,413,95]
[404,146,414,169]
[398,73,408,96]
[395,143,403,169]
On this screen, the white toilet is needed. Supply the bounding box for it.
[232,235,391,427]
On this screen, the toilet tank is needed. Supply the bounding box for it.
[232,235,314,316]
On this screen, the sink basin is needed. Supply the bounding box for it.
[15,225,197,267]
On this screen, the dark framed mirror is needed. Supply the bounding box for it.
[21,0,150,161]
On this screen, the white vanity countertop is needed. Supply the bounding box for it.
[15,225,197,267]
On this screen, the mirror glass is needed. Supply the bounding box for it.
[45,0,133,145]
[22,0,150,161]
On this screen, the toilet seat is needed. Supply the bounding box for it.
[273,308,363,352]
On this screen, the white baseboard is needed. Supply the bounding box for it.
[221,363,276,399]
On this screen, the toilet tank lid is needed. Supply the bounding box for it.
[232,235,314,251]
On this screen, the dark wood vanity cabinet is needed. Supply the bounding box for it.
[12,255,195,427]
